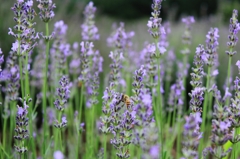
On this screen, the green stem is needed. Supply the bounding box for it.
[226,56,232,106]
[155,40,164,159]
[199,66,211,155]
[19,58,24,97]
[79,85,84,124]
[42,22,50,155]
[104,135,107,159]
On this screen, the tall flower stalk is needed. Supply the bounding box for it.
[37,0,55,154]
[14,95,31,158]
[228,61,240,158]
[147,0,166,156]
[181,16,195,111]
[200,28,219,154]
[225,10,240,106]
[54,76,70,151]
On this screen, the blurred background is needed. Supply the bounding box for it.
[1,0,240,89]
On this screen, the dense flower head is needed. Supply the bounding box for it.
[167,77,184,112]
[205,28,219,66]
[140,122,159,159]
[54,76,71,111]
[54,20,68,36]
[228,76,240,142]
[181,16,195,45]
[190,44,205,88]
[226,9,240,56]
[37,0,56,23]
[78,41,94,83]
[81,1,99,41]
[9,0,39,56]
[147,0,164,39]
[132,65,146,102]
[181,112,202,159]
[188,87,205,113]
[4,51,20,101]
[14,96,31,154]
[205,90,233,159]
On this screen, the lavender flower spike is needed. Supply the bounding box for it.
[54,76,70,128]
[37,0,56,23]
[14,96,32,154]
[81,1,99,41]
[226,9,240,56]
[181,112,202,159]
[147,0,165,39]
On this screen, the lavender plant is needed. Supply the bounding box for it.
[2,0,240,159]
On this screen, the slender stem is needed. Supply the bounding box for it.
[104,134,107,159]
[155,39,164,159]
[19,58,24,97]
[42,22,50,155]
[199,66,211,155]
[226,56,232,106]
[79,85,84,124]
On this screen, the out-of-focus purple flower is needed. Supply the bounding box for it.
[205,86,233,158]
[226,9,240,56]
[78,41,93,83]
[181,112,202,159]
[54,20,68,35]
[81,1,99,41]
[167,77,185,113]
[147,0,164,39]
[236,60,240,69]
[37,0,56,23]
[181,16,195,46]
[47,107,55,126]
[53,150,64,159]
[149,145,159,159]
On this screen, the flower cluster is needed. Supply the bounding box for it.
[189,45,205,113]
[81,1,99,41]
[37,0,56,23]
[54,76,70,128]
[181,112,202,159]
[14,96,32,153]
[147,0,164,39]
[167,77,184,114]
[204,86,233,158]
[190,44,205,89]
[181,16,195,45]
[226,9,240,56]
[78,41,94,84]
[9,0,39,56]
[50,20,70,78]
[205,28,219,66]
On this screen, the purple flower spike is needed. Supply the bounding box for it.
[226,9,240,56]
[54,76,70,129]
[14,96,32,154]
[81,1,99,41]
[147,0,164,39]
[37,0,56,23]
[181,16,195,46]
[181,112,202,159]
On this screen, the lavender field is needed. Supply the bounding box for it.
[1,0,240,159]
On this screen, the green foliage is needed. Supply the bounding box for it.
[220,0,240,23]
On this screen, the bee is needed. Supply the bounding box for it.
[121,94,131,109]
